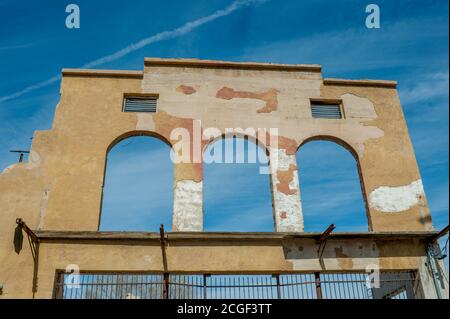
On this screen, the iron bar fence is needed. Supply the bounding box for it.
[54,271,419,299]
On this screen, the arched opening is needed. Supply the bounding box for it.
[99,134,173,231]
[203,136,273,231]
[296,137,369,232]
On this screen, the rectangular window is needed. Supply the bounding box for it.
[123,96,158,113]
[310,102,342,119]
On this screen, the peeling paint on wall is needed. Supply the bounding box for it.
[369,179,425,213]
[276,136,298,155]
[276,164,298,195]
[270,148,304,232]
[216,87,279,113]
[173,179,203,231]
[38,189,50,230]
[0,58,437,299]
[27,150,41,170]
[273,190,303,232]
[335,246,354,269]
[284,240,380,271]
[136,113,156,131]
[176,85,196,95]
[341,93,377,119]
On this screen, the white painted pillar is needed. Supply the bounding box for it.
[172,162,203,232]
[172,179,203,231]
[269,147,304,232]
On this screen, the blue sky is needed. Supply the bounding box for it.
[0,0,448,259]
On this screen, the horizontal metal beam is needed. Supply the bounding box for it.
[33,230,439,242]
[16,218,38,242]
[429,225,449,243]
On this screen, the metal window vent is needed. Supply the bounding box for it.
[124,97,157,113]
[311,103,342,119]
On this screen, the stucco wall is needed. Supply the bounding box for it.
[29,235,428,299]
[0,58,437,298]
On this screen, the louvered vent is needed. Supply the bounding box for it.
[123,97,157,113]
[311,103,342,119]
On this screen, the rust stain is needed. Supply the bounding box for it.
[176,85,196,95]
[261,131,298,155]
[280,211,287,219]
[334,246,354,269]
[216,87,279,113]
[276,164,298,195]
[153,111,203,182]
[277,136,298,155]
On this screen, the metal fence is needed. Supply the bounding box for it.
[54,271,419,299]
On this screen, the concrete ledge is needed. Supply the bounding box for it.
[144,57,322,72]
[62,68,144,78]
[323,78,397,88]
[34,230,438,242]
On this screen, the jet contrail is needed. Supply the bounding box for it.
[0,0,267,104]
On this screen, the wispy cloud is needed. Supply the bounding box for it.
[0,76,61,105]
[100,139,174,231]
[0,0,267,104]
[399,72,449,105]
[0,92,57,170]
[205,203,274,231]
[0,42,37,52]
[240,15,448,75]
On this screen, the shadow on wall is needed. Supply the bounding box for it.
[13,224,23,254]
[99,135,173,232]
[296,140,369,232]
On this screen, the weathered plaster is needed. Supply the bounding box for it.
[135,113,155,131]
[341,93,377,120]
[369,179,425,213]
[173,180,203,231]
[176,85,196,95]
[37,189,50,230]
[270,148,304,232]
[416,255,449,299]
[0,58,437,299]
[216,87,279,113]
[276,164,298,195]
[284,239,380,271]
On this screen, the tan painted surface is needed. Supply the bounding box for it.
[28,236,427,299]
[0,58,435,298]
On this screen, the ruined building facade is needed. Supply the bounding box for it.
[0,58,448,299]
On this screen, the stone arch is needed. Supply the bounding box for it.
[201,130,270,157]
[298,135,359,161]
[106,130,173,153]
[296,135,371,231]
[98,131,174,231]
[202,135,273,231]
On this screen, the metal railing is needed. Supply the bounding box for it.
[54,271,419,299]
